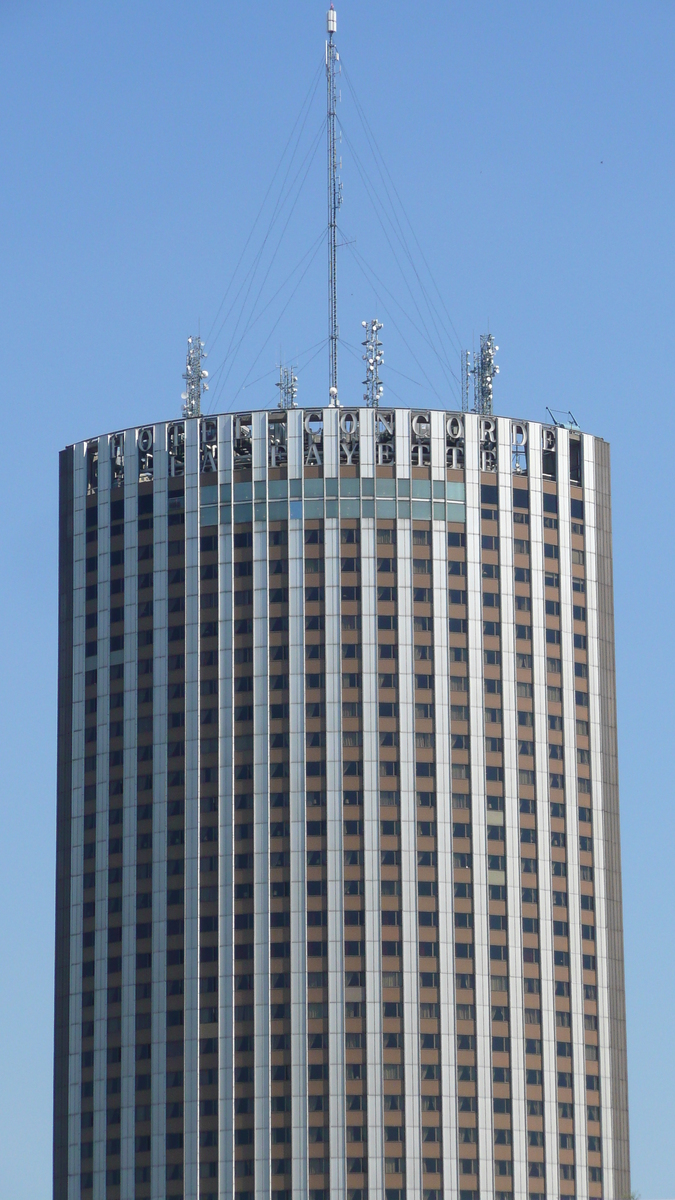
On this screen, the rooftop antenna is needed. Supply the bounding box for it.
[362,319,384,408]
[181,335,209,418]
[470,333,499,416]
[461,349,471,413]
[276,364,298,410]
[326,6,342,406]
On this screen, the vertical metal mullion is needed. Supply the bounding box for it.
[184,420,200,1200]
[151,430,168,1200]
[593,438,629,1193]
[464,414,493,1200]
[361,475,382,1192]
[557,431,588,1200]
[528,424,559,1187]
[497,419,527,1200]
[93,457,111,1200]
[121,431,139,1195]
[68,444,86,1200]
[288,410,308,1193]
[583,439,614,1193]
[431,411,458,1200]
[396,413,420,1195]
[219,417,235,1200]
[324,408,346,1200]
[253,412,271,1200]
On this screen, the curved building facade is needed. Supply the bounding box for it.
[54,406,629,1200]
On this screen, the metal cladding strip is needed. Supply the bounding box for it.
[593,439,629,1193]
[528,424,559,1186]
[288,409,308,1195]
[557,430,589,1199]
[218,416,235,1200]
[582,440,614,1193]
[361,441,384,1193]
[464,413,493,1200]
[395,408,410,481]
[497,419,527,1199]
[360,405,374,479]
[93,453,111,1200]
[67,444,86,1200]
[430,411,458,1200]
[361,413,383,1197]
[183,420,200,1200]
[151,431,169,1200]
[121,431,139,1195]
[395,413,421,1196]
[324,408,346,1200]
[253,411,271,1200]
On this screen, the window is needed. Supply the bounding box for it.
[343,731,362,747]
[377,529,395,544]
[378,615,398,630]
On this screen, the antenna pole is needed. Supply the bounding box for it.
[326,6,341,405]
[461,349,470,413]
[181,335,209,418]
[362,319,384,407]
[276,364,298,410]
[469,334,499,416]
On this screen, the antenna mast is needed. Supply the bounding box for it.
[326,6,341,405]
[276,364,298,410]
[362,319,384,407]
[461,349,471,413]
[181,335,209,418]
[468,333,499,416]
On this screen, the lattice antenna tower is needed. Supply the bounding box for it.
[276,364,298,410]
[181,335,209,418]
[470,333,499,416]
[461,349,471,413]
[326,6,342,406]
[362,319,384,408]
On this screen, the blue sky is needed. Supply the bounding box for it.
[0,2,673,1195]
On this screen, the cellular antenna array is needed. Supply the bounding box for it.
[181,335,209,419]
[462,333,499,416]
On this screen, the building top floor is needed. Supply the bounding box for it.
[67,408,600,498]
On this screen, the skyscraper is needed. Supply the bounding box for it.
[54,406,629,1200]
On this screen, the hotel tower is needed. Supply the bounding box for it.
[54,406,629,1200]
